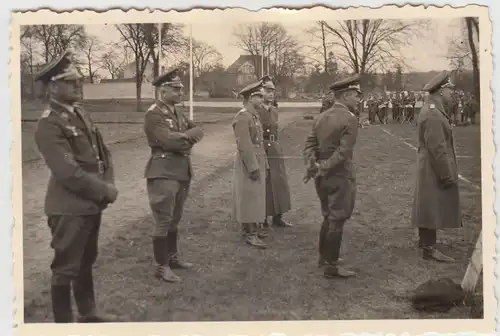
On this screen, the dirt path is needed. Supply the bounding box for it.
[22,111,303,313]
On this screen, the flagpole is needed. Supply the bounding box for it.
[189,23,194,121]
[157,23,162,99]
[261,45,264,78]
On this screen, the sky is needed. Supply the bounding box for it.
[85,17,464,75]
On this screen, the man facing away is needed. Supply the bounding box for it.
[34,50,118,322]
[412,70,462,263]
[303,75,362,278]
[143,68,204,283]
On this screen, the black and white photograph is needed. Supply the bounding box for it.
[12,4,494,336]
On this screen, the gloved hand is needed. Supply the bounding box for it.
[249,169,260,181]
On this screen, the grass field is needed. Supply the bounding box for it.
[21,107,240,162]
[22,109,483,322]
[22,98,320,114]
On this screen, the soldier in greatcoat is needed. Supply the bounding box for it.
[231,81,269,249]
[303,75,362,278]
[144,69,204,283]
[257,76,293,235]
[412,70,461,263]
[34,50,118,323]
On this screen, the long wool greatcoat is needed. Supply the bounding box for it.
[257,104,292,216]
[231,104,269,223]
[411,95,462,229]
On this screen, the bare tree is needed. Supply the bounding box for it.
[116,24,154,111]
[191,40,223,78]
[447,17,479,101]
[100,44,132,79]
[80,35,103,83]
[143,23,186,77]
[29,24,87,63]
[304,21,335,74]
[465,17,480,103]
[232,22,305,94]
[314,19,429,75]
[20,26,41,99]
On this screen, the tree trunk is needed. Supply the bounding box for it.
[135,56,143,112]
[321,22,328,74]
[136,79,142,112]
[466,17,480,110]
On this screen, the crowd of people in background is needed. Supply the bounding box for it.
[325,89,479,127]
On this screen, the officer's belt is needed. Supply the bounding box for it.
[151,151,190,158]
[263,134,278,141]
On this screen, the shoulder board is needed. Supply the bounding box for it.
[40,109,52,119]
[147,103,158,112]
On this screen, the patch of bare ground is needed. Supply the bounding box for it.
[22,110,302,322]
[22,113,482,321]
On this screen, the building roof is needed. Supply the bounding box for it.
[227,55,269,74]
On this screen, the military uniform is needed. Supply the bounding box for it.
[320,91,335,113]
[144,69,204,283]
[367,96,377,124]
[303,75,361,278]
[33,50,118,323]
[257,76,292,230]
[412,70,461,263]
[232,81,269,249]
[377,96,388,124]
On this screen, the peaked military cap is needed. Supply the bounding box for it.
[34,49,82,84]
[152,68,184,88]
[329,74,362,94]
[238,81,264,98]
[260,75,276,89]
[423,70,455,93]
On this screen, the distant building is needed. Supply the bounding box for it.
[122,60,155,83]
[226,55,270,89]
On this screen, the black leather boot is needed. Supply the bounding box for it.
[73,271,116,323]
[51,285,73,323]
[422,247,455,263]
[272,214,293,227]
[323,227,355,278]
[168,230,193,269]
[318,218,328,267]
[153,236,181,283]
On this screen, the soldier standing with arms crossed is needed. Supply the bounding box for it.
[144,69,204,283]
[257,76,293,236]
[232,81,269,249]
[412,70,461,263]
[34,50,118,323]
[303,75,362,278]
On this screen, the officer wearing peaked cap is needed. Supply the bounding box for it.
[256,75,292,237]
[34,50,118,323]
[329,75,363,126]
[412,70,461,263]
[231,81,269,249]
[144,68,204,283]
[303,74,362,278]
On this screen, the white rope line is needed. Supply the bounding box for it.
[381,128,481,191]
